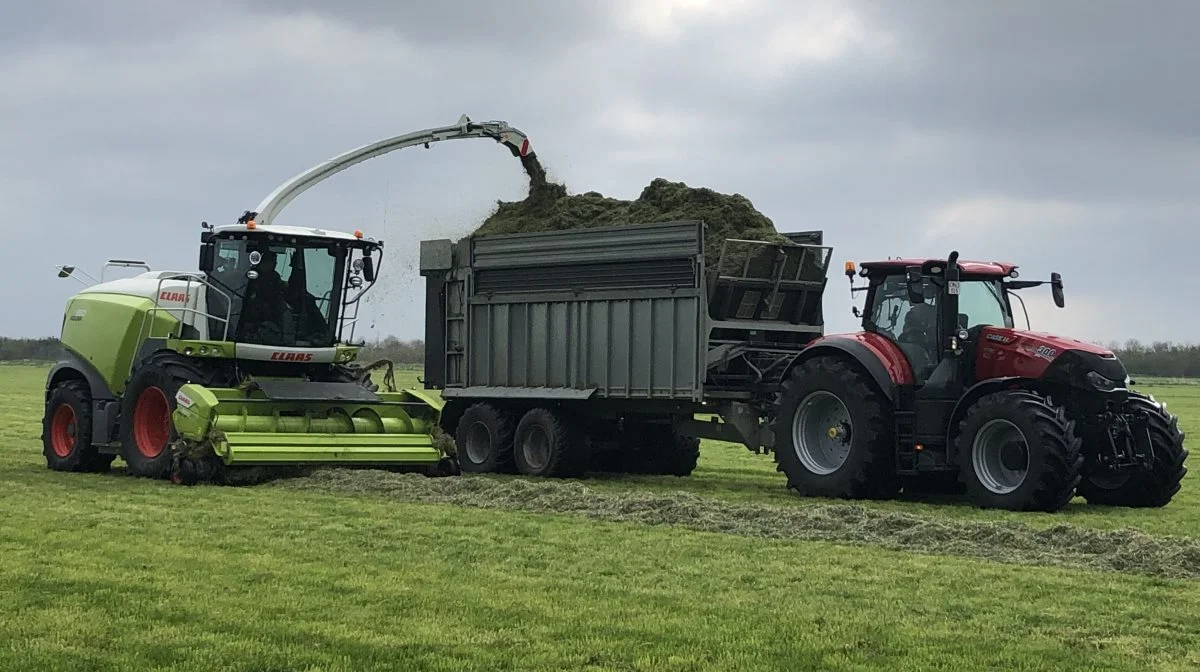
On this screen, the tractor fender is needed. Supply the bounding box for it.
[790,335,911,404]
[944,376,1032,460]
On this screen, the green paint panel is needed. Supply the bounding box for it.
[60,293,179,394]
[173,383,442,466]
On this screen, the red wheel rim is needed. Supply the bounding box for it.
[133,387,171,458]
[50,404,76,458]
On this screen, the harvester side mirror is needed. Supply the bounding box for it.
[198,243,214,273]
[57,265,74,278]
[1051,272,1065,308]
[362,255,376,282]
[905,266,923,304]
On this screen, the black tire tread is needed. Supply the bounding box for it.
[1077,394,1188,508]
[514,407,588,478]
[618,424,701,477]
[771,356,898,500]
[43,379,113,473]
[454,402,517,474]
[957,389,1083,512]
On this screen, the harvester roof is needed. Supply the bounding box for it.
[213,222,375,244]
[860,258,1018,278]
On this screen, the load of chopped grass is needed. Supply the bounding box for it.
[475,153,790,267]
[279,468,1200,581]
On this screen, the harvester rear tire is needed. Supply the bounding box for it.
[1076,394,1188,508]
[454,402,517,474]
[513,407,588,478]
[772,356,899,500]
[119,364,185,479]
[42,380,114,473]
[957,390,1083,512]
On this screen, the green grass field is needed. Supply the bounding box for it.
[2,362,1200,670]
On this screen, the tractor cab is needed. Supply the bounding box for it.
[850,254,1056,389]
[843,251,1074,475]
[197,216,382,351]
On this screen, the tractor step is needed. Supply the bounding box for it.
[894,409,918,475]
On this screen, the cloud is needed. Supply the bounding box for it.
[0,0,1196,349]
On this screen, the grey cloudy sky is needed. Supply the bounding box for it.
[1,0,1196,345]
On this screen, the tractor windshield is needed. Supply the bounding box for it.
[205,235,347,347]
[956,279,1014,330]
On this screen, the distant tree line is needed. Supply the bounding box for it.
[4,336,1200,378]
[0,337,60,362]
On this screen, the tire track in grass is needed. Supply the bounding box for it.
[276,469,1200,580]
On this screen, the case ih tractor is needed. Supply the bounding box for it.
[774,251,1188,512]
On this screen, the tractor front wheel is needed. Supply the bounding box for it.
[1076,394,1188,508]
[957,390,1083,512]
[773,356,898,500]
[42,380,114,473]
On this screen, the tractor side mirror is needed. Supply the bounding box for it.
[905,266,924,304]
[362,254,376,282]
[198,243,214,273]
[1051,272,1064,308]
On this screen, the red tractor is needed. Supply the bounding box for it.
[773,251,1188,512]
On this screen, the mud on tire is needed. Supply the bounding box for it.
[957,390,1083,512]
[772,356,898,500]
[43,379,114,473]
[1076,393,1188,508]
[454,402,517,474]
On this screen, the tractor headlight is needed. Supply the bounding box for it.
[1086,370,1120,392]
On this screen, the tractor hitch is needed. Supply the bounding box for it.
[1097,409,1155,472]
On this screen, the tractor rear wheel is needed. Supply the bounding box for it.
[454,402,517,474]
[42,379,114,473]
[957,390,1083,512]
[773,356,898,500]
[1076,394,1188,508]
[513,407,588,478]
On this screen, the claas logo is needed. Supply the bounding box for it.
[159,291,188,302]
[270,352,314,362]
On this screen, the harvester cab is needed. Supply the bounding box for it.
[42,114,536,484]
[775,251,1187,512]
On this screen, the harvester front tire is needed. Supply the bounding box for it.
[43,380,113,473]
[1076,394,1188,508]
[454,403,517,474]
[772,356,898,500]
[119,364,184,479]
[957,390,1083,512]
[513,407,588,478]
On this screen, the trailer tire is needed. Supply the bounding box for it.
[617,423,700,476]
[773,356,898,500]
[1076,394,1188,508]
[454,402,517,474]
[513,408,587,478]
[43,379,114,473]
[957,390,1083,512]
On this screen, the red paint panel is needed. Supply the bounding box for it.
[974,327,1112,380]
[812,332,914,385]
